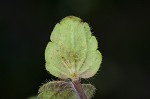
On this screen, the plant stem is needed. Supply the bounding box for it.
[70,79,87,99]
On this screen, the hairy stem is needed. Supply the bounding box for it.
[70,79,87,99]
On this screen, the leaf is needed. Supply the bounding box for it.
[82,84,95,99]
[38,81,95,99]
[45,16,102,79]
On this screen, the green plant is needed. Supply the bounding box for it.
[38,16,102,99]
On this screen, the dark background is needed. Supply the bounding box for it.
[0,0,150,99]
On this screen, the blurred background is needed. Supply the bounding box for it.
[0,0,150,99]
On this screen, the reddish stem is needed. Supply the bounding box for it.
[70,79,87,99]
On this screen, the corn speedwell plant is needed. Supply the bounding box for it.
[38,16,102,99]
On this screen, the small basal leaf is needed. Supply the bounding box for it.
[45,16,102,80]
[82,84,95,99]
[38,81,75,99]
[38,81,95,99]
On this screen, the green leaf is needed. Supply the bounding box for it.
[38,81,95,99]
[45,16,102,80]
